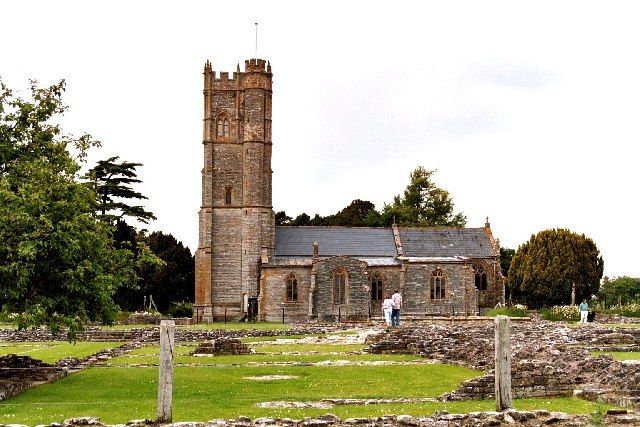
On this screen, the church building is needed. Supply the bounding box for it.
[193,58,504,323]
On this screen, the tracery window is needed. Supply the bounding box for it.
[370,273,383,301]
[474,264,488,291]
[333,269,347,305]
[430,269,446,300]
[216,114,230,138]
[285,273,298,302]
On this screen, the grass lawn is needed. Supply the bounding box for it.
[0,335,620,424]
[97,322,292,331]
[0,364,615,424]
[108,343,414,366]
[591,350,640,361]
[0,342,126,364]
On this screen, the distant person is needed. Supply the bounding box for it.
[381,294,394,326]
[392,290,402,326]
[579,299,589,323]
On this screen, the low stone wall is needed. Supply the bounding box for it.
[191,338,252,356]
[364,321,640,404]
[22,409,640,427]
[0,355,66,401]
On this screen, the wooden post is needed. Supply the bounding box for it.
[157,320,175,423]
[494,315,512,411]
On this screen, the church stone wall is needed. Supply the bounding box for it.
[210,209,243,318]
[314,257,369,322]
[404,263,476,316]
[476,258,504,310]
[367,266,402,317]
[261,267,312,322]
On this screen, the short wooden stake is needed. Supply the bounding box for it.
[157,320,175,423]
[494,315,512,411]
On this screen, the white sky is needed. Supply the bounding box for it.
[2,1,638,278]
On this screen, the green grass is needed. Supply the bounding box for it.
[180,322,291,331]
[108,343,409,366]
[0,332,619,424]
[0,364,481,424]
[485,307,528,317]
[0,342,126,364]
[591,351,640,361]
[0,364,614,425]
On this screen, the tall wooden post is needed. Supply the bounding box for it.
[494,315,512,411]
[157,320,175,423]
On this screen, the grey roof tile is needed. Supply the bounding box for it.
[274,226,397,257]
[398,227,497,258]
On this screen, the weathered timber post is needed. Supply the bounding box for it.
[157,320,175,423]
[494,315,512,411]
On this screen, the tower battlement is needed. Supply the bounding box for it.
[203,58,271,82]
[245,58,271,73]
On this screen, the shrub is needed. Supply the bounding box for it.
[540,305,580,322]
[486,306,528,317]
[598,303,640,318]
[167,302,193,318]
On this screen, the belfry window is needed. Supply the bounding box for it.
[430,269,446,300]
[333,270,347,305]
[474,264,488,291]
[285,273,298,302]
[216,115,230,138]
[225,188,232,205]
[370,273,383,301]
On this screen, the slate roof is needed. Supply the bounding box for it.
[398,227,497,258]
[274,226,397,257]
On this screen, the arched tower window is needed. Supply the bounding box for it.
[285,273,298,302]
[225,187,232,205]
[370,272,383,301]
[216,114,230,139]
[473,263,488,291]
[333,269,347,305]
[430,269,446,300]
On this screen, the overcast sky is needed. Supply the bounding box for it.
[3,1,638,278]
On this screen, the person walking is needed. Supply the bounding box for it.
[579,299,589,324]
[391,289,402,326]
[381,294,394,327]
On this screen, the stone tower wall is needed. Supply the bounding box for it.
[194,59,275,322]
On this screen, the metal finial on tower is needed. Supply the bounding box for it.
[254,22,258,59]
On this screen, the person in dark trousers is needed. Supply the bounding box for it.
[391,290,402,326]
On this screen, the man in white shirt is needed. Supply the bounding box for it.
[391,290,402,326]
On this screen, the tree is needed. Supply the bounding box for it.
[506,229,604,308]
[325,199,377,227]
[86,156,156,224]
[290,213,311,226]
[275,211,292,226]
[500,247,515,277]
[0,79,134,333]
[597,276,640,306]
[380,167,466,227]
[134,231,194,313]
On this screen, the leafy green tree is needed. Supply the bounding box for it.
[86,156,156,224]
[598,276,640,306]
[275,211,292,225]
[135,231,194,313]
[506,229,604,308]
[0,79,134,333]
[325,199,377,227]
[380,167,466,227]
[500,247,515,277]
[290,213,311,226]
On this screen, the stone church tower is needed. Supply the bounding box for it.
[194,58,275,322]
